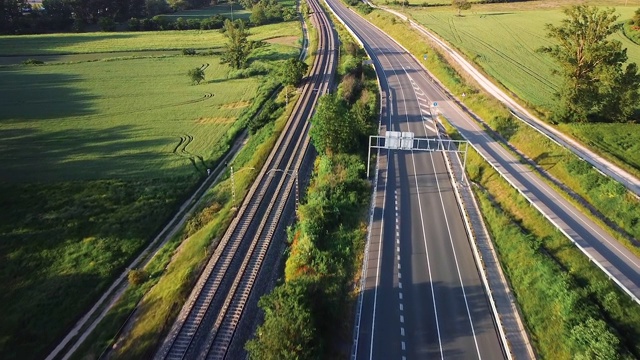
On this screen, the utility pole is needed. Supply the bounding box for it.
[230,166,255,209]
[268,168,300,211]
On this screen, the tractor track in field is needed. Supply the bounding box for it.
[173,134,207,172]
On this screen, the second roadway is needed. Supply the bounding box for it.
[324,0,507,358]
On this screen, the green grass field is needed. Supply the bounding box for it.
[0,57,259,182]
[0,14,301,359]
[0,22,299,56]
[404,1,640,174]
[410,5,640,109]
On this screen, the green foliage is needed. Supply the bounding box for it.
[539,6,640,123]
[248,154,369,358]
[571,318,621,360]
[248,35,379,356]
[309,94,358,155]
[182,47,197,55]
[468,147,640,358]
[248,98,284,133]
[98,16,117,31]
[277,57,308,87]
[128,268,149,285]
[221,18,253,69]
[245,279,321,359]
[300,0,310,17]
[452,0,471,16]
[250,3,268,25]
[629,8,640,27]
[187,66,205,84]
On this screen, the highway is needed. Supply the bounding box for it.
[324,0,506,358]
[326,1,640,358]
[361,6,640,303]
[387,9,640,198]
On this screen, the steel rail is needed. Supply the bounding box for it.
[154,0,337,358]
[201,1,336,358]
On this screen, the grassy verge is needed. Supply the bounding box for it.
[463,144,640,359]
[361,8,640,255]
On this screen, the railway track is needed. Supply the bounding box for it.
[154,0,337,358]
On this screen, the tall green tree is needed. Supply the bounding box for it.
[309,94,358,155]
[221,19,253,69]
[540,6,640,122]
[245,280,320,360]
[277,58,308,87]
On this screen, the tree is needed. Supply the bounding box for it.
[42,0,73,30]
[452,0,470,17]
[277,58,308,104]
[221,19,253,69]
[1,0,28,33]
[245,280,320,359]
[309,94,358,155]
[188,66,205,84]
[249,2,266,25]
[277,58,308,87]
[127,269,148,285]
[539,6,640,122]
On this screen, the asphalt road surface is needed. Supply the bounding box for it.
[328,1,640,358]
[325,1,507,359]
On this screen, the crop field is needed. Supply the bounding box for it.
[394,0,635,7]
[410,5,640,109]
[559,122,640,172]
[0,21,299,56]
[0,57,261,182]
[405,2,640,172]
[0,15,301,359]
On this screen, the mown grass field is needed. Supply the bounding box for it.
[0,15,301,360]
[0,57,259,182]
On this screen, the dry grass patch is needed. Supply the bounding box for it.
[195,117,236,124]
[219,100,251,109]
[264,35,300,47]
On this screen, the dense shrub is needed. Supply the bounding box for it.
[98,16,116,31]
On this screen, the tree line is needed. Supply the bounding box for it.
[0,0,295,34]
